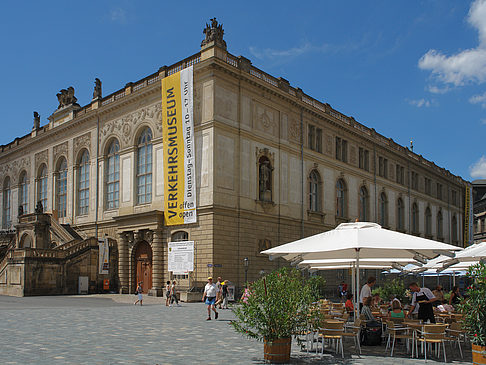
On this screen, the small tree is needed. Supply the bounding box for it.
[372,278,407,304]
[231,267,325,342]
[458,261,486,346]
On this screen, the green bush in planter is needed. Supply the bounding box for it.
[231,267,325,342]
[372,278,407,304]
[458,261,486,346]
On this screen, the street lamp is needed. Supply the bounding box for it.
[244,257,249,286]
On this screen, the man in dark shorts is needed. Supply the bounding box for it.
[202,277,219,320]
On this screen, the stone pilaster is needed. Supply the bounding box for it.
[149,229,163,296]
[118,232,129,294]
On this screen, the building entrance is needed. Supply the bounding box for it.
[134,241,152,293]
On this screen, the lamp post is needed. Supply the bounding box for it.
[244,257,249,287]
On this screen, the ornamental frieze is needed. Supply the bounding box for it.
[100,104,162,148]
[73,133,91,159]
[53,142,68,164]
[35,150,48,172]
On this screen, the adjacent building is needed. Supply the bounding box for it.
[0,20,470,296]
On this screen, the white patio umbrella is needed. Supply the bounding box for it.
[261,222,462,314]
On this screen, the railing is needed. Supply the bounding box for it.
[49,217,77,244]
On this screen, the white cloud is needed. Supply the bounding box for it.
[469,91,486,107]
[408,98,432,107]
[470,155,486,178]
[481,118,486,124]
[110,8,127,24]
[427,85,451,94]
[249,42,329,60]
[418,0,486,87]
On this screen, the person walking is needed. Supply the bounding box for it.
[407,282,437,323]
[202,277,219,320]
[134,282,143,306]
[216,277,223,309]
[165,281,171,306]
[170,280,181,307]
[359,276,376,312]
[221,280,229,309]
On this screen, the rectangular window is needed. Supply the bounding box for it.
[437,183,443,200]
[396,164,404,185]
[411,171,419,191]
[359,148,370,171]
[452,190,457,206]
[342,139,348,162]
[308,125,315,150]
[335,137,341,161]
[425,178,431,195]
[378,157,388,178]
[315,128,322,153]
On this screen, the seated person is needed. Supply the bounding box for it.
[433,285,445,305]
[389,299,405,319]
[361,296,376,322]
[345,293,354,313]
[371,293,381,308]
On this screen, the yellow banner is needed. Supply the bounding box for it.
[162,67,196,225]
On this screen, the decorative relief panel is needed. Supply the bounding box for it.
[100,104,162,149]
[0,157,31,184]
[35,150,48,172]
[215,85,237,121]
[288,119,301,143]
[73,133,91,159]
[53,142,68,164]
[253,101,278,137]
[325,135,333,154]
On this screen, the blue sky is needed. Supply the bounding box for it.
[1,0,485,181]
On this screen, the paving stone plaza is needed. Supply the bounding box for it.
[0,294,474,364]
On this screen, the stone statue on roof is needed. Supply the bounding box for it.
[56,86,78,109]
[93,78,102,100]
[33,111,40,130]
[201,17,226,49]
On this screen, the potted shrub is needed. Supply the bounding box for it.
[458,261,486,364]
[372,277,407,304]
[231,267,324,363]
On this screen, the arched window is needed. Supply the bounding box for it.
[136,128,153,204]
[106,139,120,209]
[437,210,443,239]
[397,198,404,231]
[19,171,28,215]
[309,170,321,212]
[77,150,90,215]
[412,203,419,234]
[56,157,68,218]
[425,207,432,237]
[379,192,388,227]
[336,179,346,218]
[451,215,458,242]
[258,156,272,202]
[3,177,11,229]
[359,186,368,222]
[37,164,48,212]
[171,231,189,242]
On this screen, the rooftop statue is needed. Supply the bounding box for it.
[33,111,40,130]
[93,78,102,99]
[201,17,226,49]
[56,86,78,109]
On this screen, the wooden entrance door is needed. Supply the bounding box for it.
[134,241,152,293]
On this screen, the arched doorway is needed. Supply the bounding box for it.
[134,241,152,293]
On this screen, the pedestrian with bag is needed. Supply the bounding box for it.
[134,282,143,306]
[170,280,181,307]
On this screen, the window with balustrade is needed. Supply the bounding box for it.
[3,177,11,229]
[136,128,153,205]
[37,164,48,211]
[77,150,90,215]
[56,157,68,218]
[106,139,120,210]
[336,179,347,218]
[308,170,321,212]
[359,186,368,222]
[19,171,28,215]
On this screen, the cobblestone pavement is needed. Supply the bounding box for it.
[0,295,472,364]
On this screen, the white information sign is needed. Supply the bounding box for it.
[168,241,194,274]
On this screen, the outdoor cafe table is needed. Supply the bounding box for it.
[402,321,449,359]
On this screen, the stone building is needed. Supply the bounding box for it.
[0,20,469,296]
[473,179,486,244]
